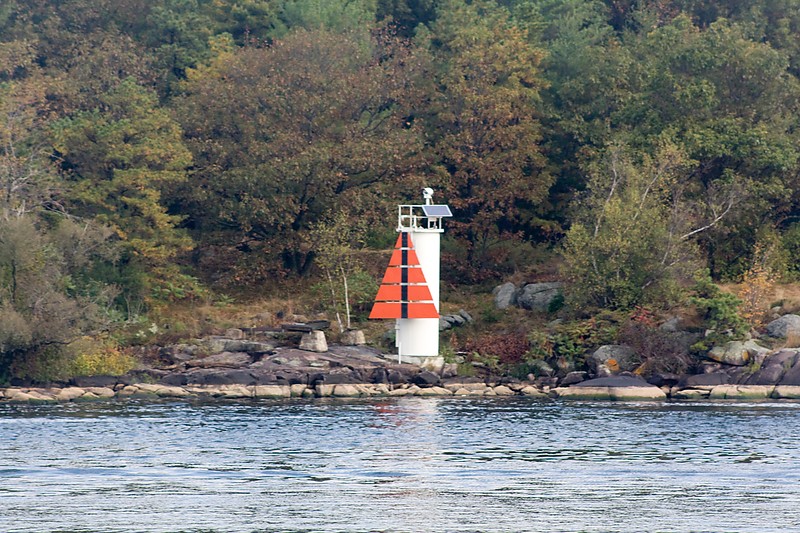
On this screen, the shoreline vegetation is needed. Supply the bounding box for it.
[5,1,800,389]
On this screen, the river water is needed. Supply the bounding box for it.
[2,397,800,532]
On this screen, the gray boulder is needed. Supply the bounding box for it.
[766,314,800,339]
[706,340,770,366]
[779,358,800,386]
[314,372,360,385]
[742,349,799,386]
[646,373,681,388]
[764,349,800,368]
[200,337,275,354]
[529,359,555,377]
[588,345,639,376]
[492,282,519,310]
[745,364,787,386]
[159,344,197,364]
[558,375,666,400]
[517,282,563,312]
[340,330,366,346]
[224,328,245,340]
[159,373,188,386]
[439,314,467,331]
[299,331,328,353]
[572,375,649,388]
[412,371,441,387]
[224,340,276,354]
[560,371,587,386]
[70,375,119,388]
[185,368,254,385]
[678,372,731,388]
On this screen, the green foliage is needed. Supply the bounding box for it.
[425,0,552,275]
[462,331,530,366]
[143,0,216,93]
[310,209,372,330]
[0,76,61,217]
[689,270,748,339]
[377,0,436,37]
[526,313,621,373]
[781,223,800,281]
[277,0,377,36]
[66,336,137,377]
[6,0,800,382]
[175,27,426,278]
[458,313,620,378]
[150,271,209,303]
[618,319,694,376]
[0,215,118,384]
[547,292,565,313]
[310,268,378,328]
[561,144,698,311]
[53,78,195,305]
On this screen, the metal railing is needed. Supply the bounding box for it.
[397,205,444,231]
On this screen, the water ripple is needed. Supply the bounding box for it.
[2,398,800,532]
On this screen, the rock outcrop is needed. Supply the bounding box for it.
[552,376,666,401]
[492,282,518,310]
[517,283,563,312]
[492,282,563,313]
[766,314,800,339]
[11,312,800,403]
[706,340,770,366]
[587,345,639,376]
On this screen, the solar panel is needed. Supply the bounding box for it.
[421,204,453,217]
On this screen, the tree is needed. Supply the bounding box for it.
[0,74,118,383]
[0,70,62,218]
[516,0,621,239]
[562,143,710,310]
[199,0,282,42]
[276,0,378,35]
[377,0,436,37]
[53,78,194,303]
[425,0,551,277]
[142,0,216,94]
[310,209,373,332]
[618,16,800,278]
[174,28,426,280]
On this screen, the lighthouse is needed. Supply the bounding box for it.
[370,188,452,367]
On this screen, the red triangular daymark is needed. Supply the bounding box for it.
[369,232,438,319]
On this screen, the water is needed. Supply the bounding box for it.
[2,397,800,532]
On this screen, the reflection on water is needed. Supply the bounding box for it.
[2,398,800,532]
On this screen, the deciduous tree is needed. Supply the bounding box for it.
[425,0,550,277]
[175,28,426,279]
[53,79,193,301]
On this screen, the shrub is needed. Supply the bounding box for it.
[0,216,119,384]
[736,241,778,328]
[461,332,530,366]
[67,336,137,377]
[526,314,622,374]
[618,321,694,376]
[781,222,800,281]
[561,144,698,311]
[690,270,748,338]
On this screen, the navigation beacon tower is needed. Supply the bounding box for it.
[369,188,452,367]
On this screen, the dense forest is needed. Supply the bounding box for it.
[2,0,800,381]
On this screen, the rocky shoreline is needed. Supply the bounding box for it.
[6,374,800,403]
[6,315,800,404]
